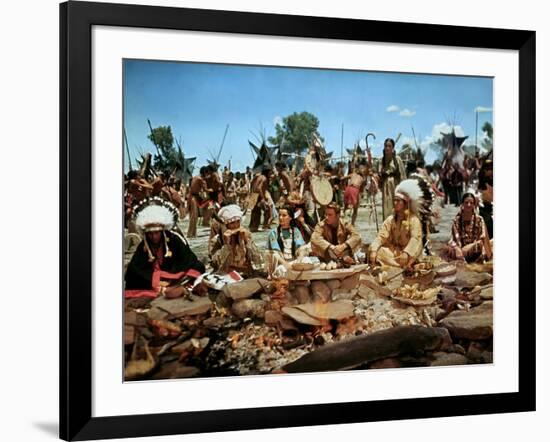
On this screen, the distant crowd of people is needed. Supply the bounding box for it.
[124,135,493,295]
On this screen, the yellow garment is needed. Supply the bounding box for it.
[370,214,423,267]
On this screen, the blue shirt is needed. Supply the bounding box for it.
[267,227,305,260]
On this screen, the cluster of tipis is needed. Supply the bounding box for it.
[248,139,337,173]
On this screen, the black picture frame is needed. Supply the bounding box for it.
[60,1,536,440]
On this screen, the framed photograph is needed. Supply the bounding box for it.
[60,1,535,440]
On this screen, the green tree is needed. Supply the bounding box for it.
[268,111,323,154]
[481,122,493,151]
[147,125,176,171]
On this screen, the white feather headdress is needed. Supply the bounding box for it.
[132,197,178,233]
[395,175,434,218]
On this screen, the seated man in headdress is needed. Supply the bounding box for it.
[211,204,264,276]
[369,179,424,268]
[125,197,205,298]
[311,203,362,264]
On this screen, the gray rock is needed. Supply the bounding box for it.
[340,273,361,290]
[291,284,311,304]
[294,300,355,320]
[332,288,358,300]
[454,269,492,288]
[439,302,493,340]
[221,278,269,301]
[231,299,267,319]
[430,352,468,366]
[357,285,377,300]
[264,310,283,325]
[368,358,401,369]
[480,286,493,300]
[311,281,332,303]
[202,316,227,329]
[150,295,212,319]
[281,306,323,326]
[151,363,200,380]
[466,341,493,363]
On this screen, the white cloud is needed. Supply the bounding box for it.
[415,123,469,163]
[429,122,465,139]
[273,115,283,127]
[399,136,416,148]
[474,106,493,113]
[386,105,400,112]
[399,108,416,117]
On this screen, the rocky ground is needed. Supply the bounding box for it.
[124,199,493,381]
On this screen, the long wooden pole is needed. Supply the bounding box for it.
[216,124,229,163]
[475,110,479,154]
[123,128,133,171]
[146,119,162,157]
[340,123,344,159]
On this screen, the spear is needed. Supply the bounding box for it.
[395,132,402,145]
[411,126,419,149]
[146,119,162,157]
[123,128,133,171]
[365,133,375,166]
[216,124,229,163]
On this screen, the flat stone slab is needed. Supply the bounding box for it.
[480,286,493,300]
[294,300,355,321]
[453,269,492,288]
[359,274,393,297]
[282,306,323,326]
[221,278,269,301]
[284,264,369,281]
[439,301,493,340]
[149,295,212,319]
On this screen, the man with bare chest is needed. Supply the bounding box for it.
[343,166,366,225]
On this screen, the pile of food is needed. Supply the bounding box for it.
[393,284,441,302]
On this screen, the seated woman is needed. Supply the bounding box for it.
[369,179,424,268]
[267,206,307,264]
[211,204,264,275]
[286,191,316,242]
[447,191,492,262]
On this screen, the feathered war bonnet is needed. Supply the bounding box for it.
[132,197,179,261]
[394,174,435,228]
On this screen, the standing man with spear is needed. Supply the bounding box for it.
[364,133,379,232]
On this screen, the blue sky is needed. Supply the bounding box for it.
[123,59,493,172]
